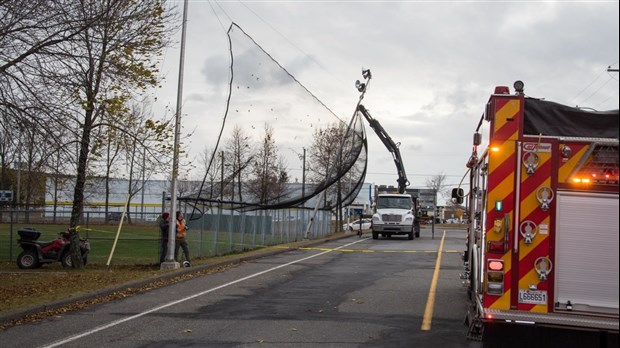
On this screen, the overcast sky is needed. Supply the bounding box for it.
[152,0,619,201]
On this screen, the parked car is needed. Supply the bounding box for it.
[343,218,372,231]
[144,214,158,222]
[107,212,127,221]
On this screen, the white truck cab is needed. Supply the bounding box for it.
[371,193,416,240]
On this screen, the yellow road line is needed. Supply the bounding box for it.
[421,230,446,331]
[274,246,459,254]
[274,245,459,253]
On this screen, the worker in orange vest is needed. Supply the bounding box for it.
[175,211,191,267]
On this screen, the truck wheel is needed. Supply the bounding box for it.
[408,232,414,240]
[17,251,40,269]
[372,231,378,239]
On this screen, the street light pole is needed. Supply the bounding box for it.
[161,0,188,270]
[432,187,437,240]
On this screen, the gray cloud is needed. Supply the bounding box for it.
[155,1,619,196]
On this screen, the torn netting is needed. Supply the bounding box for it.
[185,23,367,218]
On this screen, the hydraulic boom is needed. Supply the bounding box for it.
[357,104,409,193]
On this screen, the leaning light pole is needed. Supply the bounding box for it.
[161,0,188,270]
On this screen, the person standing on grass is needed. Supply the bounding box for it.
[159,212,170,264]
[175,211,191,266]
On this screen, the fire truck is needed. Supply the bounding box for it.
[454,81,619,347]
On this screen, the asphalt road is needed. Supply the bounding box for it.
[0,227,482,348]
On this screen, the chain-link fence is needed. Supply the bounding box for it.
[0,208,332,265]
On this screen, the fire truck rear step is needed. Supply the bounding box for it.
[483,308,619,331]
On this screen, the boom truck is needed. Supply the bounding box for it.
[454,81,619,347]
[355,69,420,240]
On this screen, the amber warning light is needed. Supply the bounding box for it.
[572,170,620,185]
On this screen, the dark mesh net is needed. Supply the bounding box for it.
[185,23,367,219]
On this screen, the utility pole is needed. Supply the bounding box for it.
[161,0,188,270]
[301,148,306,206]
[220,151,224,201]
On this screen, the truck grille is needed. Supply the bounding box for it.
[381,214,402,222]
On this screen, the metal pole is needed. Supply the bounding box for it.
[301,148,306,206]
[432,188,436,240]
[141,146,146,217]
[15,130,21,209]
[161,0,188,270]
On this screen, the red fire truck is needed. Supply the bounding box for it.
[454,81,618,347]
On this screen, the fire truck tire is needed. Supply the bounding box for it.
[372,231,378,239]
[408,231,414,240]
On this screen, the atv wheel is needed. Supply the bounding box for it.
[61,252,73,268]
[17,250,40,269]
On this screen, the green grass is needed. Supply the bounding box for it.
[1,223,162,265]
[1,222,307,266]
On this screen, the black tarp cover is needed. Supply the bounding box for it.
[523,98,619,138]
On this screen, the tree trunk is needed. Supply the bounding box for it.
[69,110,94,269]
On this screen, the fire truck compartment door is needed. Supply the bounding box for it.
[555,191,619,315]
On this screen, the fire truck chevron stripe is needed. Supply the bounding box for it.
[485,140,517,310]
[521,179,551,219]
[519,224,549,262]
[489,149,516,184]
[558,144,588,183]
[490,173,515,205]
[494,122,518,141]
[493,99,519,141]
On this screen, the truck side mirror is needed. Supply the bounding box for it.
[452,188,464,204]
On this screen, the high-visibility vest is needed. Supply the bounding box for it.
[176,219,186,239]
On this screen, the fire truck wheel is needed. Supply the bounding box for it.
[408,231,414,240]
[372,231,378,239]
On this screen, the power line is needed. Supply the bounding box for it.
[570,63,619,107]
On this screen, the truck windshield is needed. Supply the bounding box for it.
[376,197,411,210]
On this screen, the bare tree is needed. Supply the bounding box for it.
[2,0,178,236]
[224,125,252,202]
[307,122,352,227]
[426,173,447,219]
[197,146,222,201]
[119,101,174,223]
[247,124,287,205]
[0,1,101,77]
[7,1,177,268]
[425,173,448,201]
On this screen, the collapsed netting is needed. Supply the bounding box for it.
[185,23,368,219]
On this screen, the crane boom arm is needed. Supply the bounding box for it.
[357,104,409,193]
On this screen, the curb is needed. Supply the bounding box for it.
[0,232,354,326]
